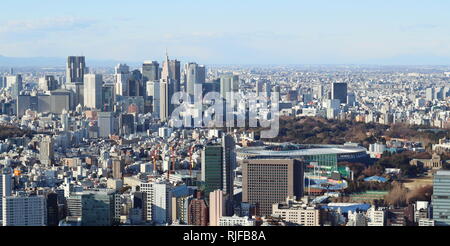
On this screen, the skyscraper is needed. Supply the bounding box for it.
[200,135,235,215]
[6,75,22,98]
[242,159,304,216]
[40,136,54,166]
[432,170,450,226]
[142,61,160,82]
[66,56,86,84]
[39,75,58,91]
[0,169,12,224]
[84,74,103,109]
[185,63,206,99]
[331,82,348,104]
[220,74,239,99]
[115,64,130,96]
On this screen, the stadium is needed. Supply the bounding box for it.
[237,143,369,178]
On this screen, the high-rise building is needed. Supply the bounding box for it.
[159,79,170,122]
[152,182,173,225]
[188,191,209,226]
[46,193,59,226]
[201,135,235,198]
[220,74,239,100]
[66,56,86,84]
[67,190,117,226]
[40,136,54,166]
[112,159,125,179]
[147,81,160,116]
[115,64,130,96]
[185,63,206,99]
[0,169,12,224]
[98,112,115,137]
[242,159,304,216]
[2,195,47,226]
[209,190,225,226]
[39,75,58,91]
[331,82,348,104]
[6,75,22,98]
[432,170,450,226]
[84,74,103,109]
[142,61,160,82]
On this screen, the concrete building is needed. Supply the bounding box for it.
[432,170,450,226]
[331,82,348,104]
[272,197,320,226]
[218,215,256,226]
[84,74,103,109]
[242,159,304,216]
[209,190,225,226]
[40,136,54,166]
[2,195,46,226]
[66,56,86,84]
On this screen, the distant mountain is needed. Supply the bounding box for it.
[0,55,139,67]
[357,54,450,66]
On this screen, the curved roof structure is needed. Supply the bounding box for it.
[237,143,368,160]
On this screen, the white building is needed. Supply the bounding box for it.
[366,206,385,226]
[418,218,435,226]
[84,74,103,109]
[2,195,47,226]
[219,215,255,226]
[271,197,320,226]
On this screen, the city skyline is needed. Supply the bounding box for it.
[1,0,450,65]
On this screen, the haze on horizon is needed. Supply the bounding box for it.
[1,0,450,65]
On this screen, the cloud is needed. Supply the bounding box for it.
[0,17,96,34]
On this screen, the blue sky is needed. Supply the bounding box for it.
[1,0,450,64]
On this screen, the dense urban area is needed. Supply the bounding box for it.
[0,57,449,227]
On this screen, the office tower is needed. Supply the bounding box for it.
[147,81,160,115]
[68,190,116,226]
[222,134,235,197]
[201,135,235,197]
[142,61,160,82]
[242,159,304,216]
[209,190,225,226]
[39,75,58,91]
[220,74,239,99]
[119,113,135,135]
[331,82,348,104]
[101,84,115,112]
[112,159,125,179]
[40,136,54,166]
[6,75,22,98]
[426,88,435,101]
[115,64,130,96]
[162,54,181,93]
[160,79,170,122]
[98,112,115,137]
[0,169,12,224]
[83,74,103,109]
[61,109,69,131]
[315,85,324,99]
[187,191,209,226]
[0,76,5,88]
[2,195,46,226]
[256,80,264,97]
[152,182,173,224]
[202,145,223,195]
[66,56,86,84]
[46,193,59,226]
[140,182,154,222]
[185,63,206,99]
[432,170,450,226]
[128,69,143,97]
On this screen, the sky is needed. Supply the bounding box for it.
[1,0,450,65]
